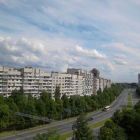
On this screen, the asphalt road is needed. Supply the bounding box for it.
[130,88,140,107]
[1,88,137,140]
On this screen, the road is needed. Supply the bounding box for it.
[0,88,138,140]
[130,88,140,107]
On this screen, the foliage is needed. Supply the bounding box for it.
[99,100,140,140]
[74,113,95,140]
[0,85,123,132]
[33,128,65,140]
[55,85,61,101]
[136,87,140,96]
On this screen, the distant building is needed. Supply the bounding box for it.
[138,73,140,87]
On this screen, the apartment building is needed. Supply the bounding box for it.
[99,77,104,92]
[0,65,111,98]
[138,74,140,87]
[51,71,83,99]
[67,68,94,96]
[107,79,111,88]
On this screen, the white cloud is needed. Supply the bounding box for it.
[111,43,140,57]
[61,64,69,73]
[18,37,47,54]
[114,58,128,65]
[75,45,107,59]
[114,54,126,58]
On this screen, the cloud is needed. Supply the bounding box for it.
[17,37,47,54]
[114,58,128,65]
[67,45,107,59]
[1,0,140,82]
[111,43,140,57]
[114,54,126,58]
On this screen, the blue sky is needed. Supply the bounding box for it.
[0,0,140,82]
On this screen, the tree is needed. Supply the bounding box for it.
[28,93,33,101]
[100,120,127,140]
[98,127,115,140]
[55,85,61,101]
[47,99,57,119]
[74,113,95,140]
[0,94,5,105]
[0,104,11,132]
[61,94,70,108]
[70,97,77,117]
[97,88,102,95]
[36,99,45,117]
[55,98,64,120]
[41,91,51,116]
[25,101,37,126]
[10,87,24,100]
[111,109,122,125]
[33,128,65,140]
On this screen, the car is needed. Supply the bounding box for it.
[88,117,93,121]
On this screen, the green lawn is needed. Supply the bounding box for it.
[124,91,132,110]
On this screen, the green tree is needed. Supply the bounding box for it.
[41,91,51,116]
[36,99,45,117]
[33,128,65,140]
[28,93,33,101]
[11,87,24,100]
[98,127,115,140]
[61,94,70,108]
[0,94,5,105]
[100,120,127,140]
[75,113,95,140]
[97,88,102,95]
[55,98,64,120]
[25,101,37,126]
[55,85,61,101]
[47,99,57,119]
[70,97,77,117]
[0,104,11,132]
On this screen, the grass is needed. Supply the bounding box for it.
[89,118,110,129]
[124,91,132,110]
[60,131,73,140]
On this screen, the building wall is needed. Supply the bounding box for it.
[0,66,111,98]
[138,74,140,87]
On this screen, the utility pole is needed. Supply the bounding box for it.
[72,123,76,140]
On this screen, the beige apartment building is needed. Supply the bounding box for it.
[67,68,94,96]
[0,66,111,98]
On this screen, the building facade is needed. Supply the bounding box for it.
[0,66,111,98]
[138,74,140,87]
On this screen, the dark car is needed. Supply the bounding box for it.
[88,117,93,121]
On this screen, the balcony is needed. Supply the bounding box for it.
[15,77,22,79]
[23,87,32,89]
[15,84,22,86]
[30,91,38,93]
[39,80,44,83]
[2,77,8,79]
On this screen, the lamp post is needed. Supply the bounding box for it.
[72,123,76,140]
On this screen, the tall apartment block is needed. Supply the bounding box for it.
[138,73,140,87]
[67,68,94,96]
[0,66,111,98]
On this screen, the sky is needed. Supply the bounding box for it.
[0,0,140,82]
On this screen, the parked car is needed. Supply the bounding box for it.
[88,117,93,121]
